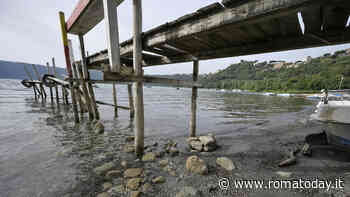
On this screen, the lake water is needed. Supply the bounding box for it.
[0,79,314,197]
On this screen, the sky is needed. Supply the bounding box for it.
[1,0,350,75]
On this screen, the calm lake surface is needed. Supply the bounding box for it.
[0,79,313,197]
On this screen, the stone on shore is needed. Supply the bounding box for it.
[127,178,143,190]
[216,157,235,171]
[94,162,115,175]
[188,134,217,152]
[185,156,208,175]
[124,168,143,178]
[142,152,156,162]
[175,187,201,197]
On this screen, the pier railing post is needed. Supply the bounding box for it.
[132,0,144,156]
[52,58,60,107]
[112,82,118,118]
[59,11,79,123]
[190,60,199,137]
[23,66,38,100]
[32,64,47,101]
[46,62,54,104]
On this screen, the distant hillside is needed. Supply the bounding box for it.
[0,60,102,80]
[199,49,350,92]
[156,49,350,92]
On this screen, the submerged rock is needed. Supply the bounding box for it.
[175,187,201,197]
[94,162,115,175]
[106,170,122,179]
[124,168,143,178]
[216,157,235,171]
[186,156,208,175]
[124,144,135,153]
[159,159,169,167]
[152,176,166,184]
[96,192,111,197]
[127,178,143,190]
[102,182,113,191]
[276,171,293,178]
[142,183,152,192]
[109,185,124,194]
[142,152,156,162]
[130,191,141,197]
[94,121,104,134]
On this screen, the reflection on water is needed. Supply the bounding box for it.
[0,80,313,196]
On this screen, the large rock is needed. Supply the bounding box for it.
[216,157,235,171]
[175,187,201,197]
[188,134,217,152]
[94,162,115,175]
[185,156,208,175]
[127,178,143,190]
[142,152,156,162]
[124,168,143,178]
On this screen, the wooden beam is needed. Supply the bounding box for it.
[32,64,47,100]
[23,66,38,100]
[190,60,199,137]
[132,0,144,156]
[66,0,124,35]
[103,72,202,87]
[103,0,121,73]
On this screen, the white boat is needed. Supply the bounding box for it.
[311,91,350,149]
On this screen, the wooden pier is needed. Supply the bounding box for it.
[20,0,350,156]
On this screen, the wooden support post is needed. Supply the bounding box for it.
[72,63,84,118]
[46,62,54,103]
[103,0,121,73]
[52,58,60,106]
[132,0,144,156]
[78,35,99,120]
[59,11,79,123]
[76,63,94,121]
[190,60,199,137]
[32,64,47,100]
[127,84,135,119]
[112,82,118,118]
[24,66,38,100]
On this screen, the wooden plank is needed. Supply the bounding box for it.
[190,60,199,137]
[322,5,348,32]
[103,0,121,73]
[67,0,124,35]
[103,72,202,87]
[301,5,322,33]
[78,35,97,120]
